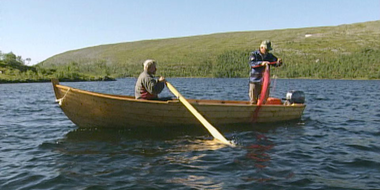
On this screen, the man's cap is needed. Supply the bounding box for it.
[260,40,272,50]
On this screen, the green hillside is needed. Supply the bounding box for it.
[36,20,380,79]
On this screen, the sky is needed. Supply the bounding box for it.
[1,0,379,65]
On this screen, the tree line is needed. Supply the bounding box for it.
[211,48,380,79]
[1,46,379,83]
[0,51,115,83]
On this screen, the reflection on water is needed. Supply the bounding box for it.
[65,126,209,142]
[62,126,235,154]
[168,175,223,190]
[243,132,276,183]
[46,126,239,190]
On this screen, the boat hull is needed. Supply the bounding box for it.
[52,79,306,128]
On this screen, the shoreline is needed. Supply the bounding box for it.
[1,77,378,84]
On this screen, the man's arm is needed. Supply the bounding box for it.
[144,77,165,95]
[249,52,264,68]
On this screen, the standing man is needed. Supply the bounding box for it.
[248,40,283,104]
[135,59,166,100]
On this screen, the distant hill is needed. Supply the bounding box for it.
[38,20,380,79]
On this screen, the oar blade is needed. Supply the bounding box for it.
[166,82,234,146]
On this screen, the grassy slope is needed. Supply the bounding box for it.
[39,20,380,78]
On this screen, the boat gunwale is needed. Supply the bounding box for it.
[54,84,306,108]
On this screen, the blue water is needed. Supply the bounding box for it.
[1,78,379,190]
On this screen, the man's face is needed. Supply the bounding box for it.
[148,64,157,74]
[260,46,268,54]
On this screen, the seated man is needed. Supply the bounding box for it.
[135,59,166,100]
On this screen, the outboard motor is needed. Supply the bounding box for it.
[284,90,305,105]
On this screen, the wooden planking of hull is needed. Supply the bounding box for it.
[51,79,306,128]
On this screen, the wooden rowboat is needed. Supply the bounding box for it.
[51,79,306,128]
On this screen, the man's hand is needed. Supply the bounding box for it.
[277,58,283,66]
[261,61,269,66]
[158,76,166,82]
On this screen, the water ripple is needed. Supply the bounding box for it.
[1,79,380,189]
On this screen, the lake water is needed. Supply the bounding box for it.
[1,78,379,190]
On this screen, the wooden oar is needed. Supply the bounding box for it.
[166,81,234,146]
